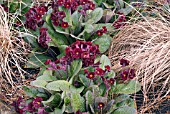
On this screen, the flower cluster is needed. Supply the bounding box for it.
[38,28,51,48]
[50,10,69,28]
[45,40,100,71]
[119,58,136,80]
[84,65,114,87]
[25,5,47,30]
[96,26,107,36]
[113,14,126,29]
[52,0,95,13]
[12,97,48,114]
[66,40,100,67]
[85,65,110,79]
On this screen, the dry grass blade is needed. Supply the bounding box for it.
[109,17,170,113]
[0,6,28,88]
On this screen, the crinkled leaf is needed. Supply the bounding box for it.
[93,23,113,32]
[71,93,85,112]
[23,86,38,97]
[71,11,81,27]
[114,94,130,103]
[104,100,115,112]
[93,34,112,53]
[79,74,90,87]
[119,6,133,15]
[85,91,94,106]
[99,54,111,70]
[86,8,103,24]
[27,53,52,68]
[70,85,84,94]
[70,59,82,77]
[113,80,141,94]
[31,80,47,88]
[46,80,70,91]
[112,106,137,114]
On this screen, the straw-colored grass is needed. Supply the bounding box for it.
[109,17,170,113]
[0,6,28,88]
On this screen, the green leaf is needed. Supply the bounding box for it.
[113,80,141,94]
[114,94,130,103]
[37,70,56,81]
[52,108,63,114]
[99,55,111,70]
[79,74,90,87]
[84,24,94,33]
[71,93,85,112]
[93,34,112,53]
[9,2,19,13]
[23,86,38,97]
[46,80,71,91]
[119,6,133,15]
[85,91,94,106]
[31,80,47,88]
[71,11,81,27]
[86,8,103,24]
[70,59,82,77]
[43,93,61,107]
[112,106,137,114]
[106,70,116,78]
[37,75,56,82]
[102,3,114,9]
[116,98,136,108]
[94,0,103,6]
[27,53,52,68]
[70,85,84,94]
[61,7,72,26]
[93,23,113,32]
[45,15,68,46]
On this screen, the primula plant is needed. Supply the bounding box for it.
[3,0,142,114]
[15,40,141,114]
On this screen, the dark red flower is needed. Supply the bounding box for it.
[61,21,69,28]
[64,2,71,9]
[81,51,90,59]
[44,59,51,65]
[108,78,115,85]
[37,20,45,27]
[76,110,83,114]
[128,69,136,79]
[95,68,105,76]
[105,65,111,72]
[37,6,47,15]
[38,108,48,114]
[57,0,65,6]
[113,14,126,29]
[84,69,88,73]
[1,4,8,12]
[120,69,129,80]
[38,28,51,48]
[98,102,105,109]
[32,97,43,108]
[58,11,66,19]
[88,1,95,10]
[12,97,25,114]
[90,45,100,54]
[102,26,107,33]
[96,29,103,36]
[25,18,37,31]
[35,13,42,20]
[87,72,95,79]
[73,48,82,59]
[120,58,130,66]
[79,0,88,5]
